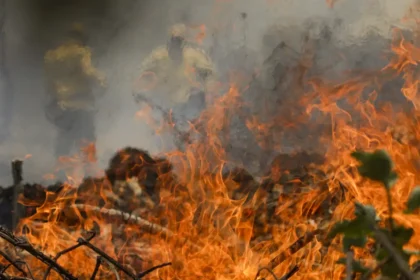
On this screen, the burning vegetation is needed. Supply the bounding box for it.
[4,1,420,280]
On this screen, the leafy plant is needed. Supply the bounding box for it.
[329,150,420,279]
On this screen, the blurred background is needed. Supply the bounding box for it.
[0,0,416,184]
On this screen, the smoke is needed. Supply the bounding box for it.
[0,0,416,184]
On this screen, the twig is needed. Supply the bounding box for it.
[345,250,353,280]
[373,228,415,280]
[254,267,279,280]
[89,257,102,280]
[385,187,395,236]
[77,235,171,279]
[280,265,299,280]
[42,232,96,280]
[0,251,27,277]
[137,262,171,278]
[0,227,77,280]
[0,265,11,274]
[77,236,136,279]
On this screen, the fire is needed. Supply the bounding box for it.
[325,0,338,8]
[5,3,420,280]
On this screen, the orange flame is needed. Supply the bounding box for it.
[6,2,420,280]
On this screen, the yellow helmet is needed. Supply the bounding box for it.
[169,23,187,38]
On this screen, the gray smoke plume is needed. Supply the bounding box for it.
[0,0,416,184]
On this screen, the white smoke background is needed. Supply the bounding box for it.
[0,0,416,185]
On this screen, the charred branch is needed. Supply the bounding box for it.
[0,225,170,280]
[279,265,299,280]
[0,227,77,280]
[77,234,137,279]
[0,251,27,277]
[42,232,97,280]
[89,256,102,280]
[137,262,171,278]
[78,234,171,279]
[11,160,23,230]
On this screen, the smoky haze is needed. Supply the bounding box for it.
[0,0,415,185]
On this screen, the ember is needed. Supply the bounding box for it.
[3,1,420,280]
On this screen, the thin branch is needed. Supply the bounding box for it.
[43,232,96,280]
[0,265,11,274]
[0,251,27,276]
[0,227,77,280]
[137,262,171,278]
[345,250,353,280]
[280,265,299,280]
[361,257,391,280]
[385,186,395,236]
[373,228,415,280]
[77,236,137,279]
[89,257,102,280]
[254,267,278,280]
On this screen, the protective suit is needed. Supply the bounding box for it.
[44,25,106,157]
[133,24,216,113]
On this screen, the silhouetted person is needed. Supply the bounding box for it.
[44,23,106,158]
[133,23,217,120]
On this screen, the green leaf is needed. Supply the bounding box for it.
[328,217,370,239]
[406,186,420,213]
[351,150,397,186]
[376,245,411,278]
[375,231,412,279]
[337,258,369,274]
[392,225,414,249]
[384,172,398,188]
[343,235,367,251]
[354,203,377,225]
[351,151,368,162]
[328,203,376,240]
[328,220,353,239]
[404,249,420,255]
